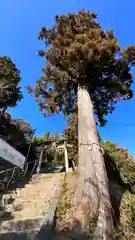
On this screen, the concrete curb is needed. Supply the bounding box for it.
[35,183,62,239]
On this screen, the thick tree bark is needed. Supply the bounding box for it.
[74,85,113,239]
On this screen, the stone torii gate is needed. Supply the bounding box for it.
[36,140,73,173]
[56,142,72,172]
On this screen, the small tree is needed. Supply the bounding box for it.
[28,10,134,238]
[0,56,22,114]
[63,112,78,165]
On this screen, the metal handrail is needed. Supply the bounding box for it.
[6,168,15,189]
[0,160,38,194]
[0,159,38,175]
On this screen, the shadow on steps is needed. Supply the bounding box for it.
[0,220,93,240]
[0,171,34,228]
[3,170,33,194]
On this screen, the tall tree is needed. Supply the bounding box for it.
[44,132,51,141]
[0,56,22,117]
[28,10,134,238]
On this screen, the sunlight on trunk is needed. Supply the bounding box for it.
[74,85,113,239]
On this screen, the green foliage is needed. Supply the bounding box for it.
[28,9,134,126]
[33,136,45,145]
[103,141,135,191]
[112,225,125,240]
[114,191,135,239]
[63,113,135,238]
[88,212,99,236]
[121,191,135,222]
[0,56,23,109]
[44,148,64,168]
[64,111,135,191]
[33,131,60,144]
[32,132,65,167]
[56,177,72,219]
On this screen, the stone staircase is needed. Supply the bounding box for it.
[0,172,64,239]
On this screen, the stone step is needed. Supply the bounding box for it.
[0,172,64,239]
[0,211,14,221]
[7,189,21,196]
[26,177,53,185]
[0,217,45,232]
[0,230,38,240]
[0,204,13,212]
[1,195,15,205]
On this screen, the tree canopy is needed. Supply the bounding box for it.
[0,56,22,109]
[28,9,134,125]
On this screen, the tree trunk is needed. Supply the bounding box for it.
[74,85,113,239]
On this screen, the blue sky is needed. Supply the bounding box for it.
[1,0,135,155]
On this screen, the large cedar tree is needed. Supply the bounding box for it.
[28,10,134,126]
